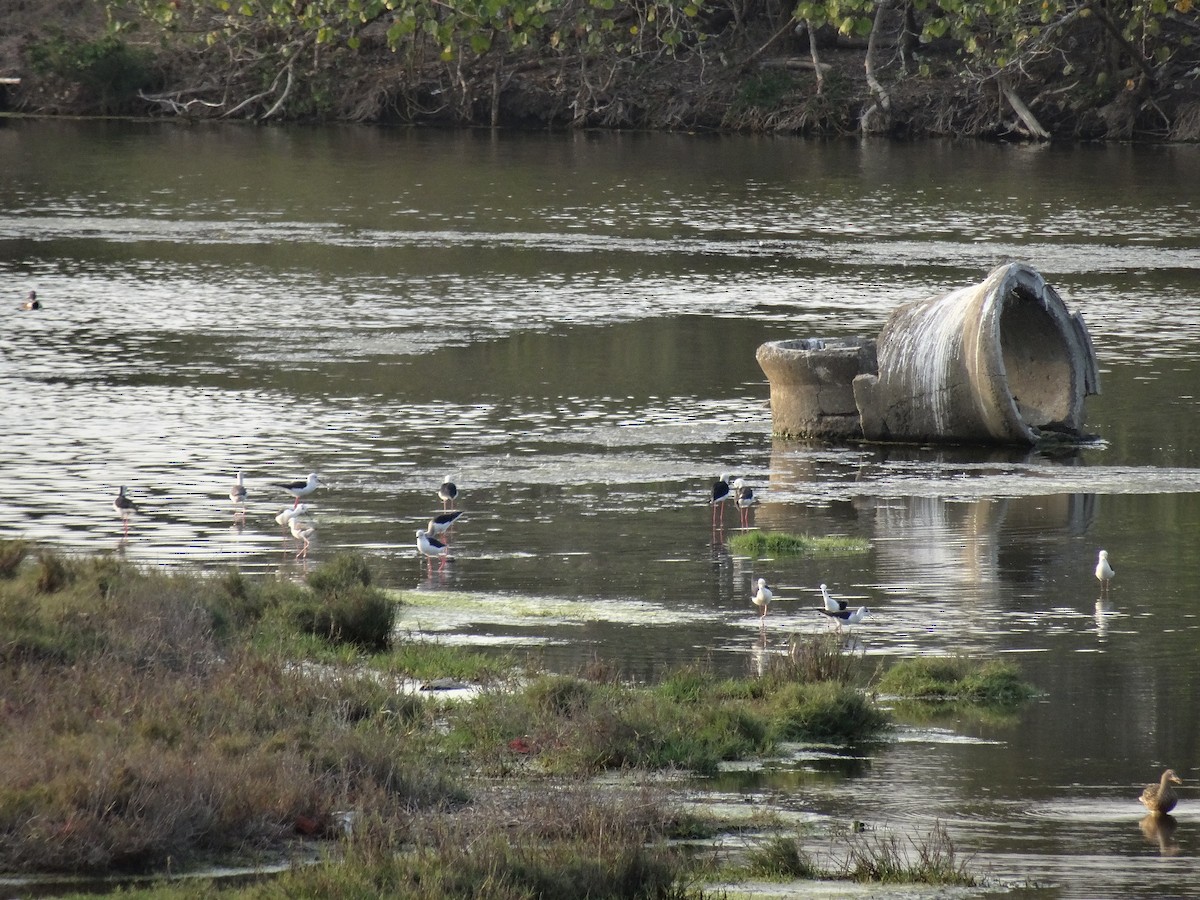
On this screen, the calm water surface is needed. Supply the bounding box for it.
[2,121,1200,897]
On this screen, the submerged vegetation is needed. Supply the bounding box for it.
[0,542,1025,893]
[728,529,871,558]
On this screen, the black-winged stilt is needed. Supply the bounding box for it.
[710,473,732,526]
[278,473,320,507]
[819,605,868,629]
[427,509,464,539]
[734,478,757,528]
[113,486,139,536]
[438,476,458,510]
[820,583,848,614]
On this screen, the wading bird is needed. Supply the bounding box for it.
[113,486,139,536]
[417,528,449,570]
[438,476,458,511]
[1095,549,1115,595]
[734,478,757,528]
[819,604,868,630]
[427,509,464,539]
[1140,769,1183,816]
[229,470,248,522]
[821,583,848,614]
[275,503,311,527]
[751,577,773,617]
[278,472,321,508]
[289,515,315,558]
[710,473,732,526]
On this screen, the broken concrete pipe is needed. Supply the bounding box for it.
[757,263,1101,446]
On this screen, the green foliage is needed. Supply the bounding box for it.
[765,680,889,744]
[877,656,1036,704]
[746,834,819,878]
[839,821,976,885]
[735,69,796,109]
[27,33,154,112]
[728,529,870,558]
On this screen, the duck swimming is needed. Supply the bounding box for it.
[1139,768,1183,816]
[19,290,40,311]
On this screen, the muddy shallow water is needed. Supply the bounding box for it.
[3,121,1200,896]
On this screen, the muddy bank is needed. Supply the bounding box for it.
[2,0,1200,141]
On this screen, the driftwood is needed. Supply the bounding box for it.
[758,57,833,74]
[1000,81,1050,139]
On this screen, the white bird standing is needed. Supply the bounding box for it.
[734,478,758,528]
[278,473,321,508]
[821,583,848,614]
[229,470,248,521]
[751,577,773,617]
[275,503,311,526]
[1095,549,1115,595]
[289,515,315,557]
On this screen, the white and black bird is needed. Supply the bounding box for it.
[19,290,40,311]
[416,528,448,563]
[438,476,458,511]
[821,583,848,614]
[734,478,758,528]
[710,473,732,526]
[819,604,869,628]
[278,472,321,508]
[229,470,248,521]
[1095,549,1115,595]
[751,577,773,617]
[113,486,139,536]
[289,515,315,557]
[427,509,464,539]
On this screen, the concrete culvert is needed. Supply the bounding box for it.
[758,263,1101,446]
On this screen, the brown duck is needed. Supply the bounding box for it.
[1139,769,1183,815]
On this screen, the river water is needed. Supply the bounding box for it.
[2,120,1200,897]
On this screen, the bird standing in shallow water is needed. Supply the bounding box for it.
[819,604,868,630]
[229,470,248,522]
[751,578,773,617]
[417,528,449,570]
[113,486,138,537]
[1095,549,1114,595]
[710,473,732,527]
[278,473,321,508]
[289,516,315,558]
[275,503,311,527]
[427,509,464,540]
[1140,769,1183,816]
[734,478,757,528]
[821,583,848,614]
[438,476,458,511]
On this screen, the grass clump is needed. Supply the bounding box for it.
[838,822,976,886]
[0,539,29,578]
[745,834,820,879]
[878,657,1036,704]
[728,530,870,558]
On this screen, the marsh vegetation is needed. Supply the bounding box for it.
[0,541,1031,895]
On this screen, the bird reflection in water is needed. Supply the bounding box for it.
[1139,813,1180,857]
[1094,597,1113,641]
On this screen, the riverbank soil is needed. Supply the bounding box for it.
[1,0,1199,139]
